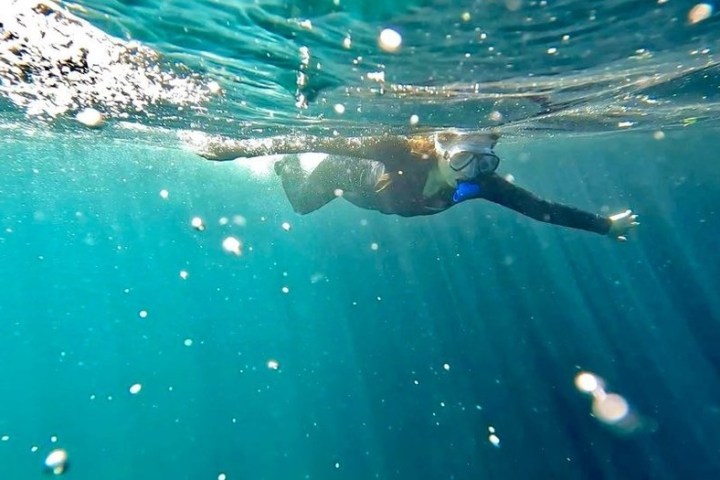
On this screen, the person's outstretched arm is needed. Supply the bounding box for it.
[196,133,422,163]
[478,174,638,239]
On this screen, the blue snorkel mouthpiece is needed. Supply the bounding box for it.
[453,182,482,203]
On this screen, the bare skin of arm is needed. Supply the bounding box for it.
[196,130,499,166]
[199,133,431,163]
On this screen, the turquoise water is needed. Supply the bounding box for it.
[2,1,720,479]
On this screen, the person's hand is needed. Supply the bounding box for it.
[607,209,639,241]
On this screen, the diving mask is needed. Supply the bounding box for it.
[448,147,499,179]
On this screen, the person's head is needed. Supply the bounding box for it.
[435,132,500,187]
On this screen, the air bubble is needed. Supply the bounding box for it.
[378,28,402,52]
[688,3,713,24]
[222,237,243,256]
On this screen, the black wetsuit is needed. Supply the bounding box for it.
[277,154,611,235]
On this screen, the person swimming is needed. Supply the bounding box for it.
[198,130,639,240]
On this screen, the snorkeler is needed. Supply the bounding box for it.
[199,131,639,240]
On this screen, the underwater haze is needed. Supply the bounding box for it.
[2,0,720,479]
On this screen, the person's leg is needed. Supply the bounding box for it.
[276,156,337,214]
[277,155,386,214]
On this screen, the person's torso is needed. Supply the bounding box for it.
[344,160,455,216]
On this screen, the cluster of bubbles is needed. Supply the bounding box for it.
[574,371,644,435]
[0,0,217,121]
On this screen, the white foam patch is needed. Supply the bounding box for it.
[0,0,213,119]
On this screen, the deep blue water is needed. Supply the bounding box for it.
[2,1,720,479]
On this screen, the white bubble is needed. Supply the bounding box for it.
[45,448,68,474]
[208,81,222,95]
[1,435,9,441]
[298,46,311,68]
[222,236,243,256]
[505,0,522,11]
[488,434,500,447]
[138,310,148,319]
[281,222,292,231]
[191,216,205,231]
[653,130,665,140]
[75,108,105,128]
[689,3,713,24]
[592,393,630,424]
[575,371,602,394]
[488,110,504,123]
[159,189,169,200]
[333,103,346,114]
[370,242,379,251]
[179,270,189,280]
[334,188,344,197]
[129,383,142,395]
[310,272,325,284]
[184,338,193,347]
[409,114,419,125]
[379,28,402,52]
[218,474,227,480]
[281,286,290,294]
[443,363,451,371]
[342,36,352,49]
[334,462,341,469]
[547,47,558,55]
[267,359,280,370]
[367,71,385,82]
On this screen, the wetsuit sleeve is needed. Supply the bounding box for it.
[478,174,611,235]
[278,155,388,214]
